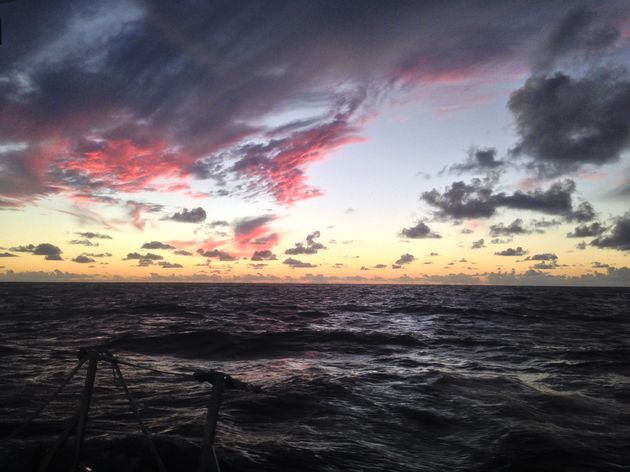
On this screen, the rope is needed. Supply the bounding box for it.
[6,357,87,439]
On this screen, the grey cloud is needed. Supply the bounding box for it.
[283,258,317,269]
[83,252,112,258]
[167,207,207,223]
[9,244,36,253]
[141,241,175,250]
[373,264,387,269]
[423,177,593,222]
[209,220,229,228]
[124,252,163,261]
[251,250,277,261]
[76,232,112,239]
[2,1,610,207]
[509,69,630,176]
[489,218,530,237]
[73,255,96,264]
[158,261,183,269]
[233,215,275,236]
[197,249,236,261]
[576,241,587,250]
[173,249,193,256]
[591,214,630,250]
[0,252,17,257]
[525,253,558,261]
[394,253,414,266]
[445,148,503,175]
[567,222,606,238]
[535,7,621,72]
[399,221,441,239]
[495,247,527,256]
[33,243,63,260]
[69,239,99,247]
[285,231,326,255]
[471,239,485,249]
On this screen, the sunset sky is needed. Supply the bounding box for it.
[1,0,629,285]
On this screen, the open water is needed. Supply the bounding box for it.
[1,283,629,471]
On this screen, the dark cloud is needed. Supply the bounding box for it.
[567,222,606,238]
[173,249,193,256]
[124,252,163,261]
[73,255,96,264]
[9,244,36,253]
[509,69,630,176]
[495,247,527,256]
[285,231,326,255]
[576,241,587,250]
[592,261,610,268]
[373,264,387,269]
[251,250,277,261]
[158,261,183,269]
[68,239,99,247]
[489,218,530,237]
[399,221,441,239]
[209,220,229,228]
[197,248,236,261]
[444,148,503,175]
[591,214,630,250]
[393,254,415,268]
[33,243,63,260]
[0,252,17,257]
[471,239,485,249]
[83,252,112,258]
[141,241,175,250]
[76,232,112,239]
[167,207,207,223]
[283,257,317,269]
[233,216,275,236]
[2,1,613,208]
[535,7,621,72]
[423,177,593,222]
[525,253,558,261]
[531,218,561,228]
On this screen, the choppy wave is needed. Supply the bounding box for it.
[1,283,629,471]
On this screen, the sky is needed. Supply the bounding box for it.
[0,0,629,285]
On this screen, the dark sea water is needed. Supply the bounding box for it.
[1,283,629,472]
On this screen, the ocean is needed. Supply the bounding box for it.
[1,283,629,471]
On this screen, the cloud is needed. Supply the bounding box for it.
[73,255,96,264]
[567,222,606,238]
[0,252,17,257]
[471,239,485,249]
[591,213,630,250]
[2,1,608,209]
[75,232,112,239]
[444,147,504,175]
[285,230,326,255]
[32,243,63,260]
[209,220,229,228]
[68,239,99,246]
[124,252,163,261]
[0,269,98,282]
[535,7,621,72]
[525,253,558,261]
[283,257,317,269]
[489,218,530,236]
[82,252,112,258]
[251,250,277,261]
[495,247,527,256]
[233,215,277,249]
[509,69,630,176]
[399,221,441,239]
[173,249,193,256]
[157,261,183,269]
[373,264,387,269]
[422,177,594,221]
[167,207,207,223]
[197,248,236,261]
[531,218,561,228]
[393,253,415,269]
[576,241,587,250]
[141,241,175,250]
[9,244,36,253]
